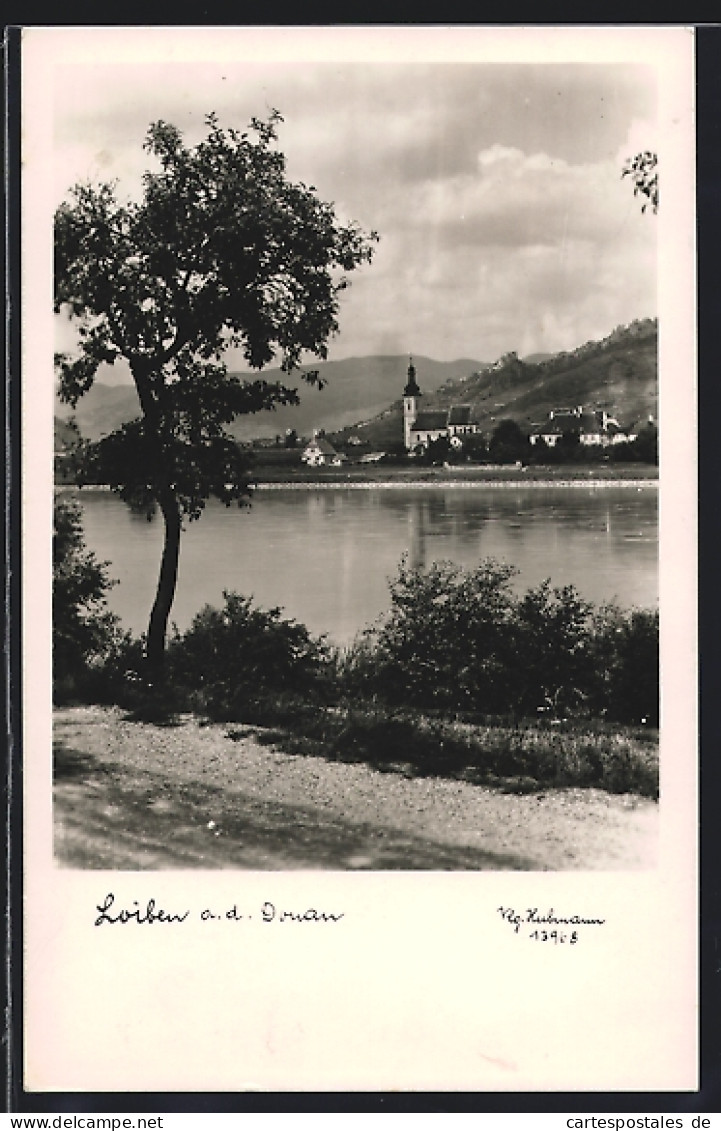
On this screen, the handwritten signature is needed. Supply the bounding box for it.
[497,905,605,942]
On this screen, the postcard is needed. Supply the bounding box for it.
[20,25,696,1095]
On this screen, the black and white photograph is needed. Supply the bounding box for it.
[21,25,697,1094]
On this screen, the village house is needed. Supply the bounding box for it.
[301,433,348,467]
[402,359,480,452]
[529,406,638,448]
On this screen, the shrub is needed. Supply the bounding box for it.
[166,590,333,714]
[53,496,123,698]
[511,581,595,716]
[341,557,658,727]
[245,702,658,799]
[346,557,519,713]
[588,604,659,726]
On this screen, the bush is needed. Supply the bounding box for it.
[342,557,658,727]
[53,496,123,698]
[166,590,333,714]
[511,581,595,716]
[588,604,659,726]
[488,419,529,463]
[345,557,519,713]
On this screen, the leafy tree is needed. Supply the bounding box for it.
[462,432,487,462]
[53,497,120,687]
[552,430,583,464]
[55,110,378,671]
[632,421,658,465]
[167,590,331,716]
[622,151,658,214]
[488,418,528,463]
[423,435,452,465]
[54,416,83,484]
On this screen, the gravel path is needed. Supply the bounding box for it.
[53,705,658,871]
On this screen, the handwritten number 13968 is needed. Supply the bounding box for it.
[529,929,578,944]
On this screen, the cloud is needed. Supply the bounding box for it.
[51,58,658,366]
[326,144,656,363]
[373,144,645,250]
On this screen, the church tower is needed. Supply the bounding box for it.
[403,357,421,450]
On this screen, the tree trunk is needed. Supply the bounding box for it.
[146,491,182,676]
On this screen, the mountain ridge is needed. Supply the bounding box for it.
[55,319,657,447]
[55,354,488,443]
[337,319,657,450]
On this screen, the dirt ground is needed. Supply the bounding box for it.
[53,705,659,871]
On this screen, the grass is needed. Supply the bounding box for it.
[122,683,658,799]
[67,662,659,800]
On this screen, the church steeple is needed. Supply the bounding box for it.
[404,356,421,397]
[403,356,422,450]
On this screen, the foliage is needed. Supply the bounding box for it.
[512,581,595,716]
[346,558,520,713]
[165,590,333,715]
[588,604,659,726]
[344,557,658,727]
[54,110,378,665]
[622,151,658,214]
[631,422,658,465]
[420,435,453,465]
[53,497,123,693]
[488,418,528,463]
[224,702,658,799]
[64,556,658,795]
[460,432,488,462]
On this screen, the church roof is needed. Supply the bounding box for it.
[305,437,339,456]
[412,411,449,431]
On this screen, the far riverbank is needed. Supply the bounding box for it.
[250,462,658,488]
[56,462,658,493]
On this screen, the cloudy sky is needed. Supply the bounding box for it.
[46,28,664,369]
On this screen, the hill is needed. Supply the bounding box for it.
[55,355,487,443]
[337,319,657,450]
[53,321,657,451]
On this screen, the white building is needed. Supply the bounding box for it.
[301,434,347,467]
[529,406,637,448]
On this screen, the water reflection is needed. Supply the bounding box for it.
[408,499,427,570]
[71,484,658,646]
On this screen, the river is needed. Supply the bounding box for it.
[65,483,658,647]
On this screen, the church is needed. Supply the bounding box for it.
[402,359,480,452]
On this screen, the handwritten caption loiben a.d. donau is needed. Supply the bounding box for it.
[94,892,344,926]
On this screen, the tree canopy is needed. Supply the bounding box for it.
[622,151,658,214]
[55,111,378,668]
